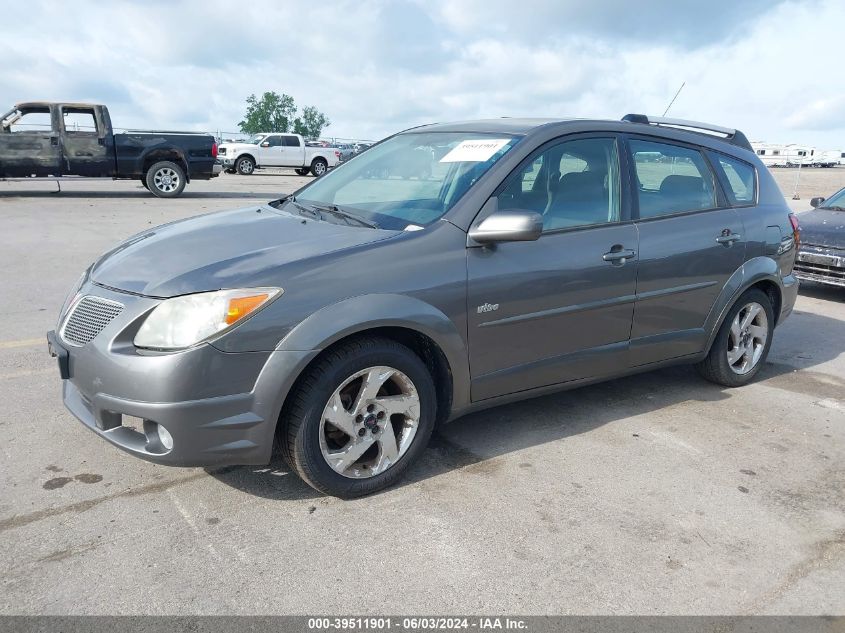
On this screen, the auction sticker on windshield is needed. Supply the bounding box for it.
[439,138,511,163]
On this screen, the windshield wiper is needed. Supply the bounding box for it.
[820,205,845,211]
[310,203,379,229]
[284,197,322,220]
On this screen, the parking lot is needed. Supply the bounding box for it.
[0,168,843,615]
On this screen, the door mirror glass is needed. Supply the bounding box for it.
[469,210,543,244]
[810,196,825,208]
[260,141,270,147]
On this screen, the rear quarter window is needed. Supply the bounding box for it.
[711,152,757,206]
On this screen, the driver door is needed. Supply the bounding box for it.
[257,134,283,166]
[467,135,639,401]
[0,105,62,177]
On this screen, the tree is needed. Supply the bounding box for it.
[293,106,331,140]
[239,93,331,139]
[239,92,297,134]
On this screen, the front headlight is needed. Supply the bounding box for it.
[134,287,282,350]
[59,268,89,323]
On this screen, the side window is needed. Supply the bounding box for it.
[713,153,756,205]
[264,135,282,147]
[283,135,301,147]
[630,139,717,218]
[62,108,98,135]
[6,108,54,133]
[497,137,621,231]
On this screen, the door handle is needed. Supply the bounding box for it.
[716,231,741,245]
[602,248,637,264]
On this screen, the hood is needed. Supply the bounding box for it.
[799,209,845,249]
[91,205,397,297]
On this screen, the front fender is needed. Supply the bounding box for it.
[277,293,471,412]
[702,256,785,353]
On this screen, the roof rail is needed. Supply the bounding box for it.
[621,114,752,151]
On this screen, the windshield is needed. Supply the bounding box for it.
[294,132,520,230]
[821,188,845,209]
[246,134,267,144]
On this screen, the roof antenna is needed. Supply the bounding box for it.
[662,82,686,117]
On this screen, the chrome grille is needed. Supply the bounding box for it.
[60,296,125,346]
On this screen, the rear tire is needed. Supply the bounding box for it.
[310,158,328,177]
[696,288,774,387]
[145,161,186,198]
[236,156,255,175]
[278,336,436,498]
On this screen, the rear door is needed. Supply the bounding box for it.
[467,135,639,401]
[626,137,745,365]
[59,105,113,176]
[281,135,305,166]
[0,105,61,177]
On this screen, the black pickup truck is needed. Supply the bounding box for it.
[0,102,220,197]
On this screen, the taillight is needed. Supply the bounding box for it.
[335,150,340,159]
[212,142,218,159]
[789,212,800,248]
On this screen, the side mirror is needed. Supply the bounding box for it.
[810,196,825,208]
[261,142,270,148]
[469,209,543,245]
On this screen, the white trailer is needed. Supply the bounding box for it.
[812,150,845,168]
[751,142,816,168]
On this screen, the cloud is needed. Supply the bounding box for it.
[431,0,790,48]
[0,0,843,147]
[786,96,845,131]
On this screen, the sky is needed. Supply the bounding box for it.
[2,0,844,147]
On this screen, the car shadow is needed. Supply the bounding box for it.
[209,304,845,501]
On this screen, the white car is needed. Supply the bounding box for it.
[218,133,340,176]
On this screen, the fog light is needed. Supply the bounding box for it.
[157,424,174,450]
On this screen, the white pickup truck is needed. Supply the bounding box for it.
[218,133,340,176]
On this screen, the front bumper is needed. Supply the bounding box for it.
[48,284,318,467]
[795,245,845,288]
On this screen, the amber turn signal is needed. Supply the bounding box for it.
[225,294,271,325]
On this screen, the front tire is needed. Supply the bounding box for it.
[279,337,436,498]
[696,288,774,387]
[145,161,186,198]
[310,158,328,177]
[236,156,255,175]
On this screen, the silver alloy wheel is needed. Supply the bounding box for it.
[727,301,768,375]
[153,167,180,193]
[319,365,421,479]
[313,161,326,176]
[239,158,254,174]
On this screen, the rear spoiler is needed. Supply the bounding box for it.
[621,114,753,152]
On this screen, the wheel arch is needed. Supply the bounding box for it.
[235,152,257,166]
[275,294,471,427]
[703,256,784,354]
[141,148,189,181]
